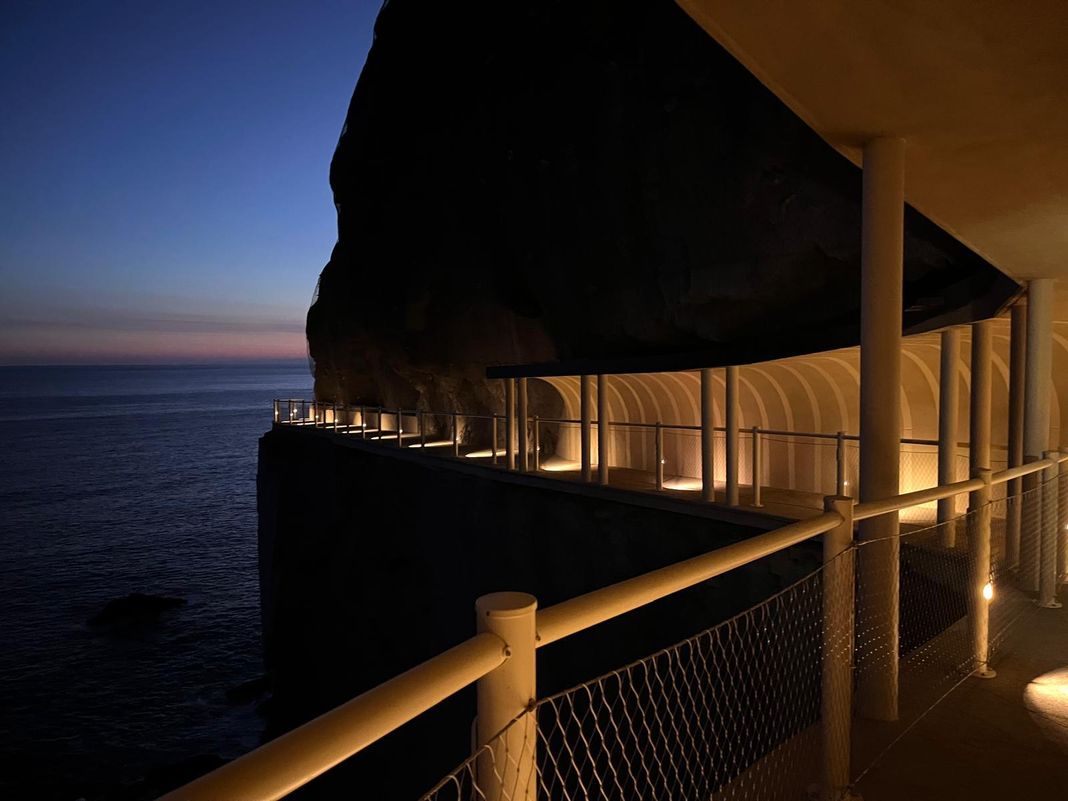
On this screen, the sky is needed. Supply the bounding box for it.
[0,1,380,364]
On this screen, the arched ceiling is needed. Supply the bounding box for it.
[675,0,1068,286]
[539,318,1068,448]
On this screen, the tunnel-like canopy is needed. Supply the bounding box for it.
[526,317,1068,508]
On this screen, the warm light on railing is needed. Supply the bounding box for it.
[983,582,994,601]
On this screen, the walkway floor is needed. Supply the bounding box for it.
[341,423,829,521]
[854,585,1068,801]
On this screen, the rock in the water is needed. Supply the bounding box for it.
[88,593,186,627]
[225,674,271,705]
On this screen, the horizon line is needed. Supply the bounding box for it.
[0,357,312,369]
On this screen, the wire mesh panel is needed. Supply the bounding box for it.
[422,565,848,801]
[420,472,1064,801]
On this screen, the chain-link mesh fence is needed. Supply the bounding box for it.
[419,470,1064,801]
[421,560,839,801]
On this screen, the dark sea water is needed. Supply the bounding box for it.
[0,363,312,800]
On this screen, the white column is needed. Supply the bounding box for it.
[937,327,961,539]
[701,368,715,502]
[1023,278,1054,593]
[970,321,993,474]
[968,469,997,678]
[1006,302,1026,570]
[725,365,740,506]
[580,375,592,482]
[518,377,529,472]
[857,136,905,722]
[597,374,609,486]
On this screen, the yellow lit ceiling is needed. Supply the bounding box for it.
[676,0,1068,284]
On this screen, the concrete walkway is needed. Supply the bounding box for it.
[854,586,1068,801]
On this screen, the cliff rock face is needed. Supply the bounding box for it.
[308,0,1015,413]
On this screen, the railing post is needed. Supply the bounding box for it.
[360,405,366,438]
[700,367,715,503]
[333,402,339,432]
[452,412,460,457]
[419,412,425,449]
[533,416,541,472]
[475,592,537,801]
[836,431,848,496]
[518,377,529,472]
[655,422,664,491]
[1040,450,1062,608]
[726,365,740,506]
[580,375,593,482]
[396,408,403,447]
[968,468,997,678]
[506,380,516,470]
[597,375,610,486]
[821,495,855,801]
[492,415,499,465]
[751,426,763,508]
[272,399,278,424]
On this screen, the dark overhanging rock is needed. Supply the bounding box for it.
[307,0,1016,414]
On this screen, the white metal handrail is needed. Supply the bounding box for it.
[172,402,1068,801]
[535,511,840,646]
[158,633,508,801]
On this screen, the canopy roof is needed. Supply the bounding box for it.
[675,0,1068,284]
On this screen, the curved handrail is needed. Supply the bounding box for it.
[157,632,507,801]
[536,511,840,646]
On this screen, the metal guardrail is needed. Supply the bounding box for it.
[271,399,950,504]
[158,407,1068,801]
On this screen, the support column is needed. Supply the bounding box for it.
[580,375,592,482]
[1023,278,1054,592]
[1059,454,1068,586]
[970,321,993,473]
[937,327,961,539]
[701,368,715,503]
[857,136,905,722]
[518,377,529,472]
[968,469,997,678]
[475,592,537,801]
[725,365,740,507]
[597,374,609,486]
[505,379,516,471]
[1006,302,1027,570]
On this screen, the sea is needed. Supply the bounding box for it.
[0,362,312,800]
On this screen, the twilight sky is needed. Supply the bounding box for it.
[0,1,379,364]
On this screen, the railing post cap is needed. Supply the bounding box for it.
[824,495,854,510]
[476,592,538,619]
